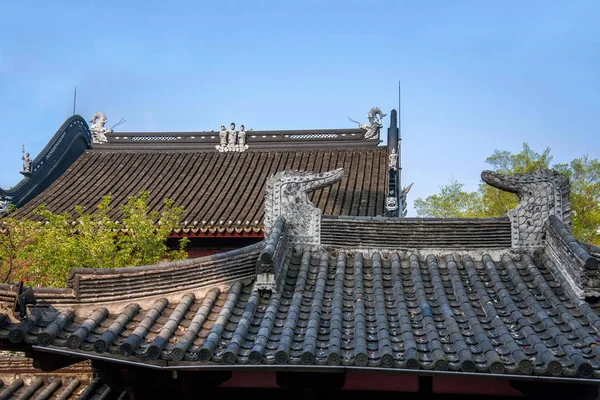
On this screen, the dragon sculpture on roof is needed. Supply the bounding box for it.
[89,112,111,144]
[482,168,571,248]
[89,112,125,144]
[349,107,387,140]
[264,168,344,245]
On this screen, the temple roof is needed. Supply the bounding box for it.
[4,112,394,231]
[0,168,599,383]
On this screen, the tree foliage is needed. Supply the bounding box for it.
[479,144,553,216]
[414,143,600,245]
[413,179,482,218]
[0,217,37,284]
[554,156,600,245]
[0,193,189,287]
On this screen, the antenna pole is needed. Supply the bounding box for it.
[72,87,77,115]
[398,81,402,192]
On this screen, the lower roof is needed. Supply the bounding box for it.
[0,375,116,400]
[2,248,600,382]
[0,354,111,400]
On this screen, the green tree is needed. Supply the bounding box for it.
[554,156,600,245]
[414,143,600,245]
[478,144,554,216]
[115,192,189,268]
[0,216,38,283]
[413,179,482,218]
[2,193,189,287]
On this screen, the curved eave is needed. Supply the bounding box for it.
[20,347,600,385]
[0,241,262,308]
[0,115,92,208]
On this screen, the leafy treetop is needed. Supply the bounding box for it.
[0,192,189,287]
[414,143,600,245]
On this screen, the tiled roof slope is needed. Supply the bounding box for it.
[0,376,118,399]
[0,167,598,385]
[1,249,600,381]
[321,216,512,248]
[0,354,115,400]
[11,148,387,230]
[0,243,260,306]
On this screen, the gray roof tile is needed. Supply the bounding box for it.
[2,249,599,381]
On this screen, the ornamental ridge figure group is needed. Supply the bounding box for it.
[216,122,249,152]
[85,107,385,150]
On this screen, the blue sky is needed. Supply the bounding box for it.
[1,1,598,215]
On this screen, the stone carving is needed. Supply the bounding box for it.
[264,168,344,245]
[219,125,227,147]
[348,107,387,140]
[399,183,413,217]
[215,122,249,152]
[89,112,112,144]
[238,125,247,148]
[21,151,31,176]
[227,122,237,147]
[386,192,398,212]
[0,195,10,213]
[388,148,398,171]
[482,169,570,248]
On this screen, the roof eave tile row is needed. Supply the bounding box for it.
[0,243,262,307]
[1,248,600,382]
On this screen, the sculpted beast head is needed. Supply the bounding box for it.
[481,169,571,248]
[264,168,344,245]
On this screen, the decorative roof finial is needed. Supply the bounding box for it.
[388,148,398,171]
[227,122,237,147]
[482,169,571,248]
[348,107,387,140]
[264,168,344,244]
[0,192,11,213]
[219,125,227,147]
[215,122,249,152]
[20,145,32,176]
[89,112,111,144]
